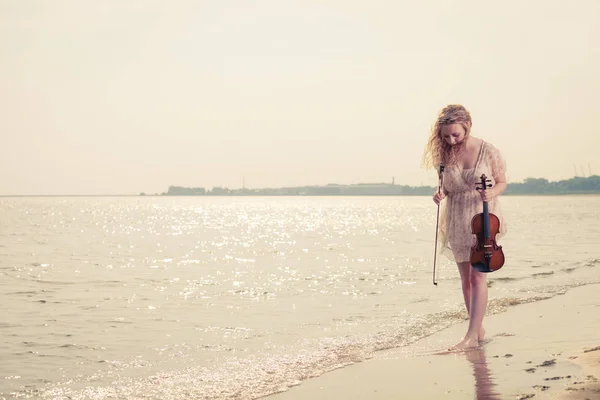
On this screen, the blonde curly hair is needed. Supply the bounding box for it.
[422,104,472,169]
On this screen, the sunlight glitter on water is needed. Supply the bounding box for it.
[0,196,599,399]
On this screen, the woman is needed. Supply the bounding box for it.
[422,104,507,350]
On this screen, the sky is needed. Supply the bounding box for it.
[1,0,599,195]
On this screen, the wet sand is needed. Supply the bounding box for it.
[268,283,600,400]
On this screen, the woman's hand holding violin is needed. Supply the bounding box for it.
[479,188,496,202]
[479,180,507,202]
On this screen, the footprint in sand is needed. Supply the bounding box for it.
[536,359,556,367]
[517,394,535,400]
[544,375,571,381]
[493,332,516,337]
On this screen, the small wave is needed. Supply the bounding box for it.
[6,290,40,295]
[109,319,133,324]
[487,295,552,314]
[35,280,76,285]
[492,276,519,282]
[58,343,93,350]
[409,297,430,304]
[533,271,555,278]
[49,333,74,337]
[551,258,600,275]
[85,280,125,285]
[9,351,74,360]
[36,353,72,359]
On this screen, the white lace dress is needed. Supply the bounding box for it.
[439,140,508,263]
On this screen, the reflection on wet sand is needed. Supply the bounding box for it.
[464,347,501,400]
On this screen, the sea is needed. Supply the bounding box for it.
[1,195,599,399]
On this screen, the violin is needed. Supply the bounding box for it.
[470,174,505,273]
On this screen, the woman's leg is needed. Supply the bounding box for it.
[457,261,472,314]
[451,262,488,350]
[467,268,488,342]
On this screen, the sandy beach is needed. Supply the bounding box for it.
[269,283,600,400]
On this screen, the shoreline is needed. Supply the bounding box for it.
[267,283,600,400]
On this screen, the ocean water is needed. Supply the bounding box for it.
[1,195,598,399]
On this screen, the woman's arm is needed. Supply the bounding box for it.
[482,144,507,201]
[490,174,507,198]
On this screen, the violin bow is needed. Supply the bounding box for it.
[432,164,445,286]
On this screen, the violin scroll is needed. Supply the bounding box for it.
[475,174,492,192]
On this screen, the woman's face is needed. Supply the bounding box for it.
[440,124,467,147]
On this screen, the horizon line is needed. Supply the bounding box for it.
[2,174,598,197]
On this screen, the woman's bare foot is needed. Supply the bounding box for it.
[448,336,480,352]
[479,327,486,342]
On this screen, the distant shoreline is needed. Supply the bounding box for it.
[149,175,600,197]
[2,175,598,197]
